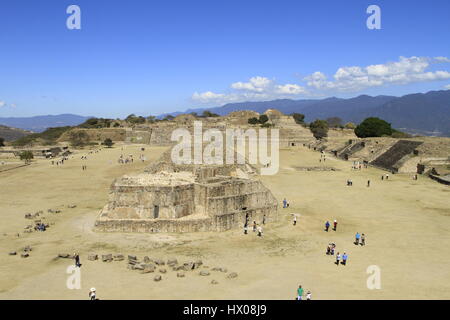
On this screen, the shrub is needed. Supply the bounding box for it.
[19,151,34,163]
[102,138,114,148]
[309,119,329,140]
[355,117,393,138]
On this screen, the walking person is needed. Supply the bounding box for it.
[355,232,361,245]
[283,198,287,208]
[361,233,366,246]
[257,225,263,237]
[244,224,248,235]
[253,221,257,232]
[342,252,348,266]
[333,219,337,231]
[297,285,304,300]
[306,291,312,300]
[262,214,266,225]
[325,221,330,232]
[367,180,370,187]
[293,215,297,226]
[89,288,97,300]
[336,252,341,266]
[74,253,81,268]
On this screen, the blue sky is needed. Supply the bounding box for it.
[0,0,449,118]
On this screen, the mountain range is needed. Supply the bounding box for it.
[0,114,90,133]
[169,90,450,136]
[0,90,449,137]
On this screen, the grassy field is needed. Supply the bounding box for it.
[0,144,449,299]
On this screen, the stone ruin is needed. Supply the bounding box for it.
[95,150,278,233]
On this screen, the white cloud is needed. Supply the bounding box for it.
[444,84,450,90]
[304,56,450,92]
[192,56,450,105]
[0,101,5,108]
[193,76,308,104]
[231,76,273,92]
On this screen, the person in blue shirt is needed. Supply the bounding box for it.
[283,198,287,208]
[342,253,348,266]
[355,232,361,245]
[325,221,330,232]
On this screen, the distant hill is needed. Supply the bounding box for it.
[368,90,450,137]
[0,125,32,141]
[164,90,450,137]
[0,114,90,133]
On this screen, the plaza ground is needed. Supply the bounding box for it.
[0,144,449,299]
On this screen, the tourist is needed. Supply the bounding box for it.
[257,225,263,237]
[381,175,384,181]
[325,221,330,232]
[74,253,81,268]
[253,221,257,232]
[306,291,312,300]
[262,214,266,225]
[361,233,366,246]
[293,215,297,226]
[297,285,304,300]
[386,173,389,180]
[326,245,331,255]
[244,224,248,235]
[283,198,287,208]
[333,219,337,231]
[355,232,361,245]
[342,252,348,266]
[367,180,370,187]
[336,252,341,266]
[331,243,336,255]
[89,288,97,300]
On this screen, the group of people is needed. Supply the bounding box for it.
[118,154,134,164]
[319,153,326,163]
[34,222,47,232]
[51,157,68,166]
[326,242,336,255]
[354,232,366,246]
[335,252,349,266]
[324,220,338,232]
[296,285,312,300]
[243,213,265,237]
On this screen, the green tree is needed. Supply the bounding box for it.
[291,113,305,124]
[248,117,259,125]
[103,138,114,148]
[355,117,393,138]
[202,110,220,117]
[309,119,329,140]
[19,150,34,163]
[258,114,269,124]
